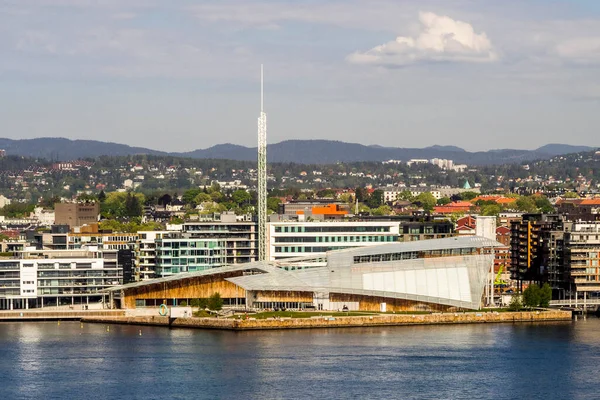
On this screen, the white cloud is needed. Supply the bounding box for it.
[347,11,498,66]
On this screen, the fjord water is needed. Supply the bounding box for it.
[0,319,598,400]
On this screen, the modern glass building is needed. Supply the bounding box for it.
[111,236,502,312]
[155,233,227,276]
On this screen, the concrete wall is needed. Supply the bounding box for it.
[82,310,572,330]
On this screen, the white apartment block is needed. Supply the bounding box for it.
[267,221,400,268]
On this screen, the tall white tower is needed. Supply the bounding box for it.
[257,65,267,261]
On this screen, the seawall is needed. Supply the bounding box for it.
[81,310,572,331]
[0,310,125,321]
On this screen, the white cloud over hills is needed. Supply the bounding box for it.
[347,11,498,66]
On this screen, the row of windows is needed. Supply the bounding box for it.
[274,236,396,243]
[158,241,224,249]
[22,281,34,285]
[158,250,223,257]
[274,226,391,233]
[353,248,477,264]
[275,246,347,253]
[158,258,225,266]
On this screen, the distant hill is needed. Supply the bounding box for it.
[0,137,165,160]
[534,144,595,156]
[0,137,596,165]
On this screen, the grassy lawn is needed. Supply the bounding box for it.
[193,310,213,318]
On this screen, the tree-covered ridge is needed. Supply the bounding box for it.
[0,149,598,204]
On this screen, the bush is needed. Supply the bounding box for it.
[539,283,552,308]
[198,298,208,310]
[522,284,541,308]
[179,300,188,307]
[207,293,223,311]
[190,299,200,308]
[508,295,522,311]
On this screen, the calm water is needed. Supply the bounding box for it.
[0,319,599,400]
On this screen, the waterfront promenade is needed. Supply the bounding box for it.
[81,310,571,331]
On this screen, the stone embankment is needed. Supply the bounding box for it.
[0,310,125,321]
[81,310,572,331]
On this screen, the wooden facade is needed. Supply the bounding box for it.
[330,293,453,312]
[121,272,246,309]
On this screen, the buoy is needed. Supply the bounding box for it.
[106,326,110,332]
[80,323,83,328]
[57,321,60,326]
[139,330,142,336]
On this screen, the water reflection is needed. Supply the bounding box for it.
[0,319,598,400]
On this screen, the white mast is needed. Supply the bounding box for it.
[257,65,267,261]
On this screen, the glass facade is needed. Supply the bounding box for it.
[155,238,227,276]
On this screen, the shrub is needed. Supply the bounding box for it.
[508,295,522,311]
[198,298,208,310]
[539,283,552,308]
[522,284,541,308]
[207,293,223,311]
[179,300,188,307]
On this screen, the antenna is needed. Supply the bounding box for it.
[257,65,267,261]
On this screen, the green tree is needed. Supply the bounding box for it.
[366,190,384,208]
[182,188,202,205]
[267,197,281,213]
[124,193,143,217]
[534,196,554,213]
[539,283,552,307]
[207,292,223,311]
[437,197,451,206]
[481,204,502,216]
[508,295,523,311]
[371,205,392,216]
[0,203,35,218]
[397,190,415,202]
[231,189,252,206]
[459,191,479,201]
[563,191,579,198]
[194,192,211,204]
[98,190,106,203]
[190,298,200,309]
[415,192,437,212]
[355,187,367,203]
[522,284,541,308]
[198,298,208,310]
[515,196,537,213]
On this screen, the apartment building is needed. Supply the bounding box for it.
[267,221,400,267]
[154,233,227,277]
[0,248,123,310]
[510,214,566,288]
[182,213,257,265]
[54,202,100,228]
[564,222,600,295]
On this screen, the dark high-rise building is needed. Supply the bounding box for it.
[510,214,565,290]
[118,249,136,284]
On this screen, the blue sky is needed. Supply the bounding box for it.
[1,0,600,152]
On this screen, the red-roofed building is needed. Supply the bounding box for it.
[434,201,475,214]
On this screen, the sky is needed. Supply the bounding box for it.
[1,0,600,152]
